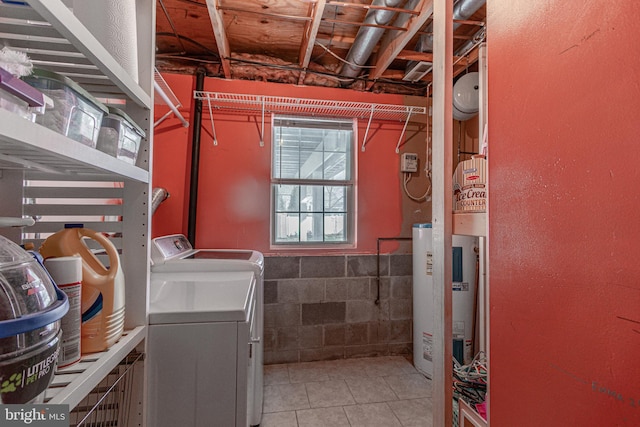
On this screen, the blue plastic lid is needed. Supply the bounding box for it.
[64,223,84,228]
[413,223,433,228]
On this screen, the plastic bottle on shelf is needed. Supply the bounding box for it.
[39,225,125,354]
[44,256,82,367]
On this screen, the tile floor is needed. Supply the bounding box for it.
[262,356,433,427]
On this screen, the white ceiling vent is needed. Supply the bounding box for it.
[403,61,433,82]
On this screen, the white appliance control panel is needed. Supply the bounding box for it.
[151,234,193,262]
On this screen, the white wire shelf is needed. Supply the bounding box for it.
[194,91,426,121]
[193,91,427,151]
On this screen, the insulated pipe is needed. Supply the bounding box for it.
[340,0,405,79]
[187,68,206,246]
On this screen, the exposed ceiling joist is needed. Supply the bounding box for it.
[315,35,356,50]
[323,18,408,32]
[156,0,486,96]
[453,43,480,78]
[217,6,312,22]
[205,0,231,78]
[369,0,434,82]
[326,0,420,16]
[298,0,327,84]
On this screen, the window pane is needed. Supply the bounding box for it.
[324,186,346,212]
[274,213,300,242]
[299,149,324,179]
[273,119,352,181]
[274,185,299,212]
[324,130,350,152]
[324,214,346,242]
[300,212,323,242]
[300,185,324,213]
[273,144,300,179]
[324,152,347,180]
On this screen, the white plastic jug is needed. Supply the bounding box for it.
[40,225,125,354]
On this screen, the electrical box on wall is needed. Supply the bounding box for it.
[401,153,419,173]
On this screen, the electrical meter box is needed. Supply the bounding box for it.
[401,152,419,173]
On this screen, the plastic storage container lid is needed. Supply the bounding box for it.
[0,237,68,339]
[0,66,44,107]
[413,223,433,228]
[26,68,108,114]
[106,106,146,138]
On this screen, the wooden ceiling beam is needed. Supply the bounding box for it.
[326,1,420,16]
[216,6,312,22]
[205,0,231,78]
[417,31,476,40]
[369,0,434,81]
[395,49,462,63]
[298,0,327,84]
[452,43,480,78]
[315,35,355,50]
[396,50,434,62]
[322,18,407,32]
[452,19,485,26]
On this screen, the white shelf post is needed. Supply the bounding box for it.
[432,0,454,425]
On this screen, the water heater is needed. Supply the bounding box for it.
[412,224,478,378]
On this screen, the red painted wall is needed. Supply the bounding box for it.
[152,75,415,254]
[488,1,640,425]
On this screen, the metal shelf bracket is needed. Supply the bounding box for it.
[361,105,375,152]
[395,108,414,153]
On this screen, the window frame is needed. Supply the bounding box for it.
[270,115,357,249]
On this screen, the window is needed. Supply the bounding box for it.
[271,116,355,246]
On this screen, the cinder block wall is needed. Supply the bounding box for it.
[263,254,413,364]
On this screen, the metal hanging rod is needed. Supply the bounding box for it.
[154,68,189,128]
[193,91,426,151]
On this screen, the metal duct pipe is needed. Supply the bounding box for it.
[415,0,485,54]
[340,0,405,79]
[151,188,170,215]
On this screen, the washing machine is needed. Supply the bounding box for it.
[151,234,264,426]
[147,270,257,427]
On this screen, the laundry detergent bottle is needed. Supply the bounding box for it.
[39,225,125,353]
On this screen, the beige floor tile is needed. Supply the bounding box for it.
[265,363,290,385]
[323,358,370,379]
[396,357,419,375]
[384,374,432,400]
[263,382,310,413]
[260,411,299,427]
[388,398,433,427]
[343,403,403,427]
[289,361,330,383]
[305,379,356,408]
[296,407,350,427]
[363,356,414,377]
[345,376,398,403]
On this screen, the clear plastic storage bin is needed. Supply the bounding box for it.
[97,106,145,165]
[22,69,107,147]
